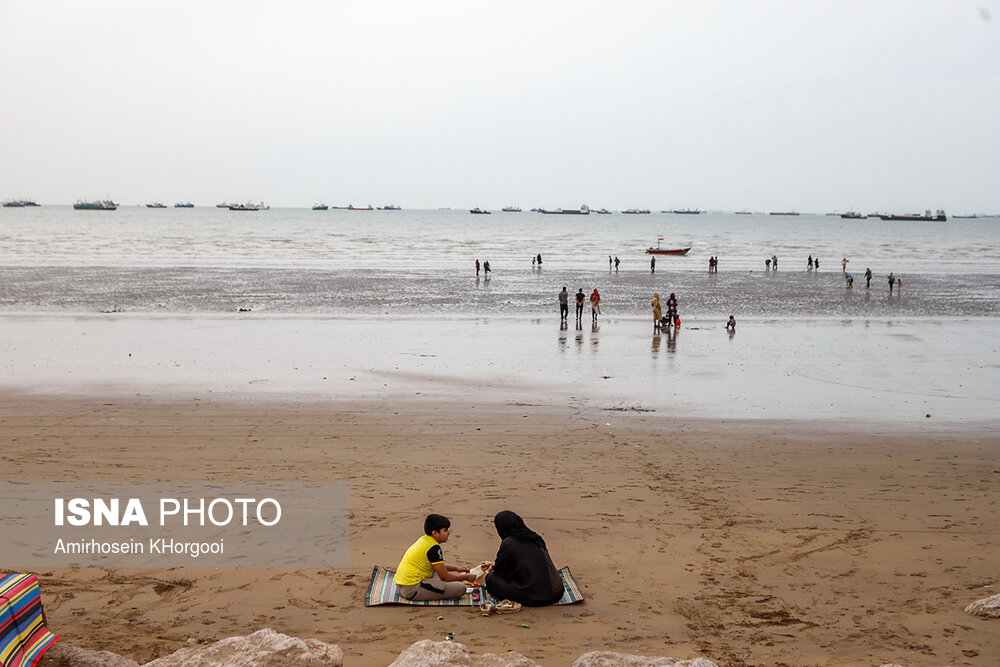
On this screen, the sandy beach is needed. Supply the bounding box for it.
[4,391,996,666]
[0,314,997,665]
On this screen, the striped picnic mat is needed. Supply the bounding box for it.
[0,574,59,667]
[365,565,584,606]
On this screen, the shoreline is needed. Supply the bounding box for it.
[5,394,999,666]
[1,313,997,425]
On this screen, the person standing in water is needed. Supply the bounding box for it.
[589,288,601,323]
[650,255,655,273]
[475,259,480,276]
[614,256,620,271]
[665,293,678,327]
[888,272,895,293]
[865,267,872,288]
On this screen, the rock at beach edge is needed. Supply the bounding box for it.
[964,592,1000,618]
[143,628,343,666]
[388,639,536,666]
[571,652,718,667]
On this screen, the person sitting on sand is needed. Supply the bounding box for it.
[726,315,736,332]
[483,510,564,607]
[652,293,662,332]
[394,514,483,601]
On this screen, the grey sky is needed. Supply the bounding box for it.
[2,1,998,212]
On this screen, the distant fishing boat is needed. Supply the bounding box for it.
[501,206,521,212]
[347,204,374,211]
[622,208,650,214]
[216,202,230,208]
[174,202,194,208]
[4,199,39,207]
[769,211,799,216]
[146,202,167,208]
[74,200,117,210]
[540,205,590,215]
[594,208,612,214]
[470,207,491,214]
[878,209,947,222]
[734,210,751,215]
[312,203,328,210]
[840,211,866,219]
[378,205,401,210]
[229,201,268,211]
[670,209,701,214]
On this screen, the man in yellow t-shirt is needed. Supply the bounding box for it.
[394,514,478,601]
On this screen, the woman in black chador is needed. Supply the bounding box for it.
[484,510,564,606]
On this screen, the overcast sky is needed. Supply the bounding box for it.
[2,1,998,212]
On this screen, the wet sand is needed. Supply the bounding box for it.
[1,313,998,423]
[4,394,997,666]
[2,314,998,665]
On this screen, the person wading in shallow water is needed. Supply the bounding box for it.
[589,288,601,323]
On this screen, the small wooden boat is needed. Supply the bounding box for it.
[470,207,491,214]
[646,246,691,255]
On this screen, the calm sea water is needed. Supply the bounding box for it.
[1,206,998,317]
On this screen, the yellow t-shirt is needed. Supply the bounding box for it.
[394,534,444,586]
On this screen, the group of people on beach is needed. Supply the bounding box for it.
[651,292,680,332]
[840,259,901,293]
[558,286,602,323]
[394,512,564,613]
[474,259,491,277]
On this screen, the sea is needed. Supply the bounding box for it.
[1,206,998,318]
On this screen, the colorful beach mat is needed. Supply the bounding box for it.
[0,574,60,667]
[365,565,584,607]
